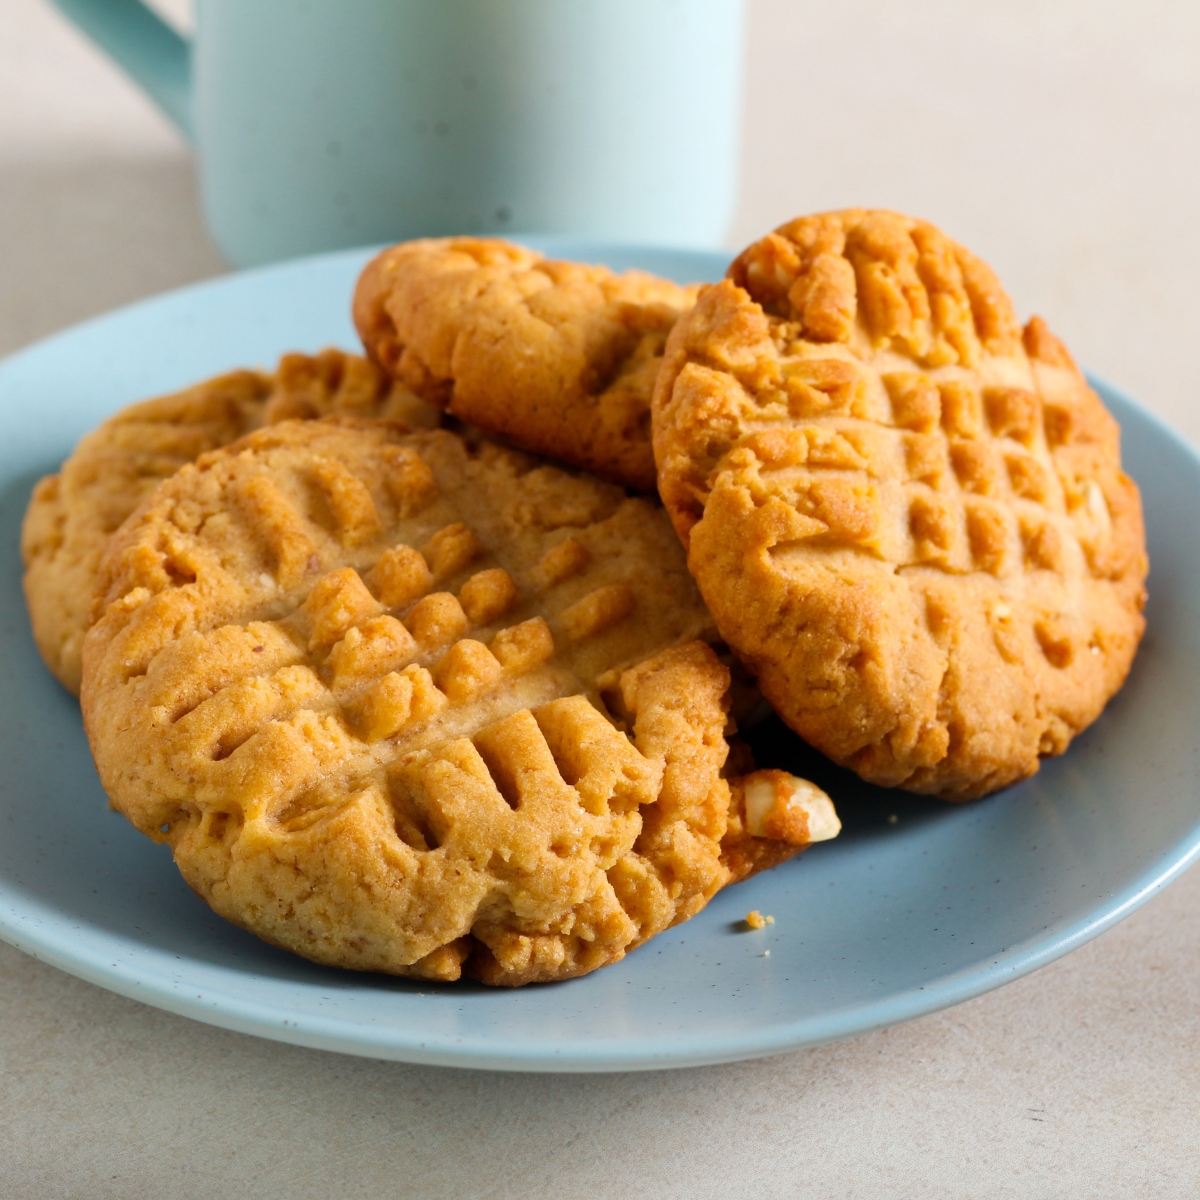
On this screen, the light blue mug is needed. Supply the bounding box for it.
[53,0,745,268]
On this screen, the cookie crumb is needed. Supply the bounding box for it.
[763,949,771,957]
[744,910,774,930]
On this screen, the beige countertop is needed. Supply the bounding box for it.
[2,1,1198,1194]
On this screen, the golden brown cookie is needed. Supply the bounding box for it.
[353,237,699,491]
[81,419,836,986]
[653,210,1147,800]
[22,349,437,694]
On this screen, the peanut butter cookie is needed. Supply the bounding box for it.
[82,419,836,986]
[653,210,1147,799]
[22,349,436,693]
[353,237,698,491]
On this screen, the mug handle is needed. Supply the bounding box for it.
[50,0,193,141]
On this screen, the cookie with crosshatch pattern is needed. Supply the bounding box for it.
[352,236,699,491]
[21,348,438,695]
[81,418,838,985]
[652,209,1147,800]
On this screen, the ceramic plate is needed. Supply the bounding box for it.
[1,240,1196,1072]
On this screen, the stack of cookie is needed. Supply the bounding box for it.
[21,210,1147,986]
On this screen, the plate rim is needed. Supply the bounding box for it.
[4,809,1197,1073]
[1,243,1196,1073]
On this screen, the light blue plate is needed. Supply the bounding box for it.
[0,241,1196,1073]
